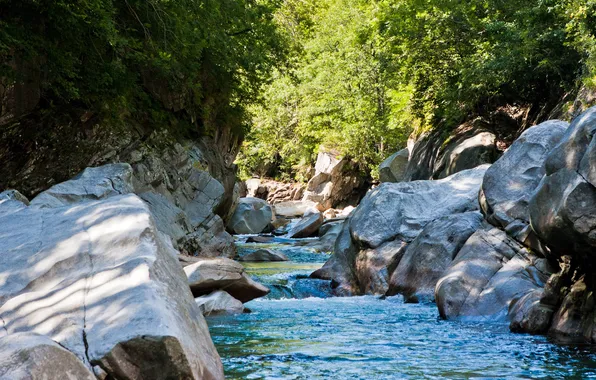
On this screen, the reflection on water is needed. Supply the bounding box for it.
[207,237,596,379]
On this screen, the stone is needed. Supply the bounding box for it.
[195,291,244,316]
[508,289,553,335]
[480,120,568,231]
[435,226,550,322]
[387,212,483,302]
[378,148,409,183]
[287,212,324,238]
[350,165,489,248]
[239,249,289,262]
[227,197,273,234]
[434,131,497,179]
[355,239,408,295]
[548,278,596,343]
[0,194,223,379]
[30,163,134,208]
[184,258,270,302]
[273,200,323,217]
[0,189,29,205]
[0,333,96,380]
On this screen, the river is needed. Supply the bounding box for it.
[206,236,596,379]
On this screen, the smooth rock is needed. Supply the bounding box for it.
[273,200,323,217]
[480,120,568,230]
[351,165,489,248]
[195,291,244,316]
[387,212,483,302]
[227,197,273,234]
[509,289,553,335]
[287,212,324,238]
[435,226,549,322]
[0,333,96,380]
[239,249,289,262]
[379,149,409,183]
[0,194,223,379]
[184,258,270,302]
[30,163,134,207]
[355,239,408,295]
[434,131,497,179]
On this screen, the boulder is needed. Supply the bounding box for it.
[0,189,29,205]
[287,212,324,238]
[378,149,409,183]
[350,165,489,248]
[273,200,323,217]
[508,289,553,335]
[227,197,273,234]
[30,163,134,207]
[435,226,550,322]
[480,120,568,232]
[195,291,244,316]
[0,333,96,380]
[0,194,223,379]
[355,239,408,295]
[548,278,596,343]
[387,212,483,302]
[302,151,366,210]
[184,258,270,302]
[239,249,289,262]
[530,107,596,260]
[434,131,497,179]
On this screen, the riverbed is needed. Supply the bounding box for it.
[207,238,596,379]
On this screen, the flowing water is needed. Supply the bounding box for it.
[207,237,596,379]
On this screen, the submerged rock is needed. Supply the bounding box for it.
[184,258,270,302]
[195,291,245,316]
[0,193,223,379]
[0,333,96,380]
[227,197,273,234]
[387,212,483,302]
[239,249,289,262]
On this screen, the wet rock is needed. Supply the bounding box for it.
[239,249,289,262]
[195,291,244,316]
[0,194,223,379]
[287,212,324,238]
[355,239,408,295]
[480,120,568,233]
[184,258,270,302]
[548,277,596,343]
[30,163,134,207]
[387,212,483,302]
[0,333,96,380]
[351,165,489,248]
[227,197,273,234]
[379,149,409,183]
[435,226,550,322]
[509,289,553,335]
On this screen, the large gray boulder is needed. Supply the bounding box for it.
[480,120,568,232]
[227,197,273,234]
[434,131,496,179]
[0,194,223,379]
[435,226,550,322]
[351,165,489,248]
[530,107,596,259]
[287,212,324,238]
[387,212,483,302]
[354,239,407,295]
[378,149,409,183]
[184,258,270,302]
[30,163,134,207]
[0,333,96,380]
[239,249,289,262]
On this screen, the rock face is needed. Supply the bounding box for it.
[195,291,244,316]
[404,127,497,181]
[480,120,568,232]
[351,165,489,248]
[227,197,273,234]
[287,212,324,238]
[378,149,409,183]
[387,212,483,302]
[184,258,270,302]
[0,333,96,380]
[0,192,224,379]
[302,151,366,210]
[239,249,289,262]
[435,226,550,322]
[355,239,408,295]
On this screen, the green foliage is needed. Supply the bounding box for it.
[0,0,286,136]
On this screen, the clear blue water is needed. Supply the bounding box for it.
[207,237,596,379]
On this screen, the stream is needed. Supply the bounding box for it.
[207,236,596,379]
